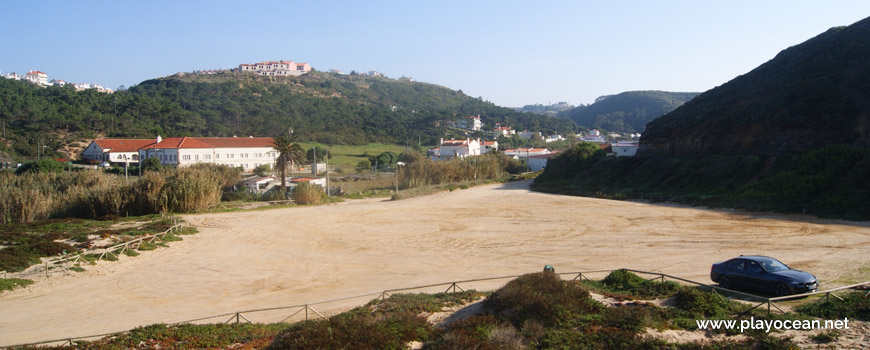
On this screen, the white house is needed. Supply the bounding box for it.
[582,129,606,143]
[136,136,279,171]
[494,125,516,137]
[613,142,639,157]
[290,177,326,188]
[25,70,49,86]
[242,176,276,192]
[433,138,481,161]
[481,140,498,154]
[503,148,551,158]
[239,60,312,76]
[457,115,482,131]
[544,135,564,143]
[528,152,560,172]
[81,139,155,164]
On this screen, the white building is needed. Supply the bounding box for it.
[81,139,156,164]
[242,176,276,192]
[494,125,516,137]
[239,60,312,76]
[582,129,606,143]
[613,142,639,157]
[432,138,481,161]
[481,140,498,154]
[25,70,49,86]
[457,115,482,131]
[503,148,551,158]
[135,136,279,171]
[544,135,564,143]
[528,152,560,172]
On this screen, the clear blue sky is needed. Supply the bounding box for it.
[2,1,868,107]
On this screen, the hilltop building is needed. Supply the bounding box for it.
[457,115,482,131]
[429,138,482,161]
[239,60,312,76]
[494,124,516,137]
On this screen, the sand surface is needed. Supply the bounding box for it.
[2,180,869,346]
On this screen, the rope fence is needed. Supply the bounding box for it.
[3,268,868,348]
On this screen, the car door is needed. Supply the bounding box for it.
[726,259,748,289]
[743,260,771,292]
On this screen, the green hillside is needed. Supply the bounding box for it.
[557,91,698,133]
[641,18,870,156]
[534,16,870,220]
[0,71,576,160]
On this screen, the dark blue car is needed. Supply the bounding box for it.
[710,256,818,297]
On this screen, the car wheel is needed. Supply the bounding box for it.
[774,283,791,297]
[719,276,731,289]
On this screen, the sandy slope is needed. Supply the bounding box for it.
[1,180,869,346]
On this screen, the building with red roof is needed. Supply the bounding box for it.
[83,136,279,172]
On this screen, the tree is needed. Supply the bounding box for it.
[272,135,306,195]
[253,163,271,177]
[15,159,64,174]
[355,159,371,173]
[306,148,331,162]
[141,157,162,172]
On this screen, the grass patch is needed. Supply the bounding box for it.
[794,291,870,321]
[122,249,139,257]
[578,269,682,300]
[0,278,33,293]
[58,323,290,349]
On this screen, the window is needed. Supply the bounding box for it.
[182,155,191,161]
[216,154,220,159]
[195,155,199,160]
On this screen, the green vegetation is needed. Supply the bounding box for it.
[534,143,870,220]
[795,292,870,321]
[0,278,33,293]
[31,272,829,349]
[0,216,177,272]
[0,164,237,225]
[0,71,575,162]
[642,18,870,156]
[557,91,698,133]
[290,182,327,205]
[578,269,681,300]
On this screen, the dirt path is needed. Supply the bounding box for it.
[2,180,869,346]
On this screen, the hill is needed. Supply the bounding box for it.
[534,16,870,220]
[641,17,870,156]
[0,71,576,160]
[511,102,575,117]
[557,91,699,133]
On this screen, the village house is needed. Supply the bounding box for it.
[612,142,639,157]
[81,139,156,164]
[239,60,312,77]
[581,129,606,143]
[544,135,564,143]
[493,124,516,137]
[137,136,278,171]
[457,115,482,131]
[503,147,551,158]
[481,140,498,154]
[527,151,561,172]
[430,138,481,161]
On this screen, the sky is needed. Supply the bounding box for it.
[2,1,869,107]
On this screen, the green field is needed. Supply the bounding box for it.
[297,142,411,171]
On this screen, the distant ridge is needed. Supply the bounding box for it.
[557,91,699,133]
[641,16,870,156]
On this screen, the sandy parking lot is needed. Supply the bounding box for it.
[1,180,869,346]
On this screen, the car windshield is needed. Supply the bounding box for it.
[759,259,789,272]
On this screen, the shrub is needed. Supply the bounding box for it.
[795,292,870,321]
[673,287,732,319]
[291,182,327,205]
[268,313,430,350]
[485,272,601,327]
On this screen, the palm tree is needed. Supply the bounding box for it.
[271,135,306,195]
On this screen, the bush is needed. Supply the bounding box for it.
[595,269,682,299]
[268,313,430,350]
[485,272,601,327]
[795,292,870,321]
[0,278,33,292]
[673,287,732,319]
[290,182,327,205]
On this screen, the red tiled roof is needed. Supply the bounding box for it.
[291,177,318,182]
[441,139,469,146]
[528,151,560,158]
[194,137,275,148]
[482,141,497,145]
[93,139,156,153]
[141,137,213,149]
